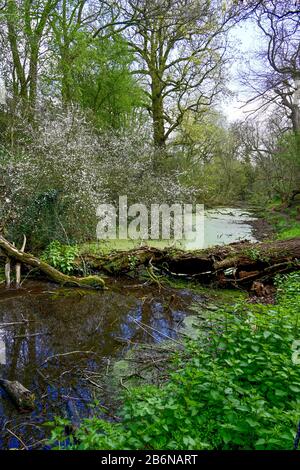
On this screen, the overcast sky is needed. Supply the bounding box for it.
[222,19,263,123]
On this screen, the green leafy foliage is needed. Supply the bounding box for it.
[41,240,79,274]
[264,204,300,240]
[9,189,64,250]
[49,273,300,450]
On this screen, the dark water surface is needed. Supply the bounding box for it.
[0,280,202,449]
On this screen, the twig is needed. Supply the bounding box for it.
[61,394,90,402]
[129,317,157,341]
[27,438,47,450]
[5,427,28,450]
[84,377,103,389]
[40,350,97,366]
[120,377,129,391]
[122,281,150,288]
[20,268,39,286]
[0,320,33,327]
[129,316,182,345]
[13,332,49,339]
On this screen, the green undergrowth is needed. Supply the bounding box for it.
[262,203,300,241]
[49,272,300,450]
[166,277,247,304]
[41,240,79,274]
[277,223,300,240]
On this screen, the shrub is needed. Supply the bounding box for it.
[1,108,194,248]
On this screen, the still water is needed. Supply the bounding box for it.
[0,207,257,449]
[0,281,202,449]
[183,207,257,250]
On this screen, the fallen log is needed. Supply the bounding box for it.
[83,238,300,287]
[0,378,35,411]
[0,234,105,289]
[1,234,299,289]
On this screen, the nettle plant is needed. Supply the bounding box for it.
[49,273,300,450]
[41,241,79,274]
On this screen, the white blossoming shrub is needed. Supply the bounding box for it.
[2,109,106,248]
[1,108,193,249]
[98,129,195,207]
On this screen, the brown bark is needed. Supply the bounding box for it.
[0,378,35,411]
[151,74,166,149]
[0,235,105,289]
[1,235,299,289]
[84,238,300,287]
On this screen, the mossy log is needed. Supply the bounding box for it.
[0,378,35,411]
[0,235,105,289]
[84,238,300,287]
[1,234,299,289]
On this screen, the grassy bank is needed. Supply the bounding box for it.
[261,201,300,240]
[50,272,300,450]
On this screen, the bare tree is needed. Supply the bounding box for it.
[235,112,300,204]
[244,0,300,134]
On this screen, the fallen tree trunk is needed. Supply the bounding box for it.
[84,238,300,287]
[0,235,105,289]
[0,378,35,411]
[1,234,299,289]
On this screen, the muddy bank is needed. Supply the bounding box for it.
[248,214,275,241]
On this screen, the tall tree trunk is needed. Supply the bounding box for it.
[6,1,28,105]
[151,78,166,149]
[61,46,74,105]
[150,74,166,169]
[28,43,39,113]
[292,74,300,134]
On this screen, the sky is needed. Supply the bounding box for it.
[222,19,264,122]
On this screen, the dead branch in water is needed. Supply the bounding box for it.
[0,379,35,411]
[0,234,105,289]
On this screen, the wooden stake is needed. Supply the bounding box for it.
[4,256,11,288]
[15,235,26,288]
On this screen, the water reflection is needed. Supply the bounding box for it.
[0,281,200,449]
[0,331,5,365]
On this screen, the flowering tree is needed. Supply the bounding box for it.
[1,107,193,248]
